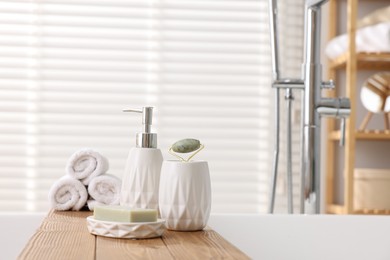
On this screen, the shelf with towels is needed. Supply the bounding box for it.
[325,0,390,215]
[329,52,390,70]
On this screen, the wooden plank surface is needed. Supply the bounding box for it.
[19,211,250,259]
[162,228,250,260]
[18,211,95,260]
[96,236,172,259]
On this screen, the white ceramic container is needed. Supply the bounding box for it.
[120,147,163,210]
[159,160,211,231]
[86,216,166,239]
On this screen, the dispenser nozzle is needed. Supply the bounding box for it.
[123,107,153,133]
[123,106,157,148]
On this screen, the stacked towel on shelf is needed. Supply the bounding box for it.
[49,176,88,211]
[87,174,121,210]
[48,149,121,211]
[66,149,109,185]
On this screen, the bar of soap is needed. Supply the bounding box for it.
[94,205,158,223]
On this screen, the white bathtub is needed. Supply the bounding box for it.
[0,212,45,260]
[2,213,390,260]
[208,214,390,260]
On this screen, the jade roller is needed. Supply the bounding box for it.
[168,138,204,162]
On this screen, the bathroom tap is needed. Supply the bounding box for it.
[268,0,351,214]
[317,98,351,146]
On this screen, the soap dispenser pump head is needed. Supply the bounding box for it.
[123,106,157,148]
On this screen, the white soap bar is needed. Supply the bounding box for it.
[94,205,158,223]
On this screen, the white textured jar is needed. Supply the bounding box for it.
[159,160,211,231]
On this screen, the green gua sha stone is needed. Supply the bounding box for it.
[169,138,204,162]
[171,139,201,153]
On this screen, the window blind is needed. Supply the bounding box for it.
[0,0,304,213]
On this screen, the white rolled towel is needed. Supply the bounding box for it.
[66,149,109,185]
[87,174,121,210]
[49,176,88,211]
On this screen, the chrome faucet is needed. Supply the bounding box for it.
[268,0,351,214]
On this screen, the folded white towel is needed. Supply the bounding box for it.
[325,22,390,60]
[66,149,109,185]
[87,174,121,208]
[49,176,88,211]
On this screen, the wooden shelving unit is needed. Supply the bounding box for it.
[329,52,390,70]
[329,130,390,141]
[325,0,390,215]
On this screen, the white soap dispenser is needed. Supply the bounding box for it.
[120,107,163,210]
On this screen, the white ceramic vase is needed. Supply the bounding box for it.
[159,160,211,231]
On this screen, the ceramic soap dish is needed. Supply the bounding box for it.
[86,216,166,239]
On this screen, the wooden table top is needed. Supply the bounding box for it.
[19,210,250,259]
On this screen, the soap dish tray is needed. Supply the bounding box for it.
[86,216,166,239]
